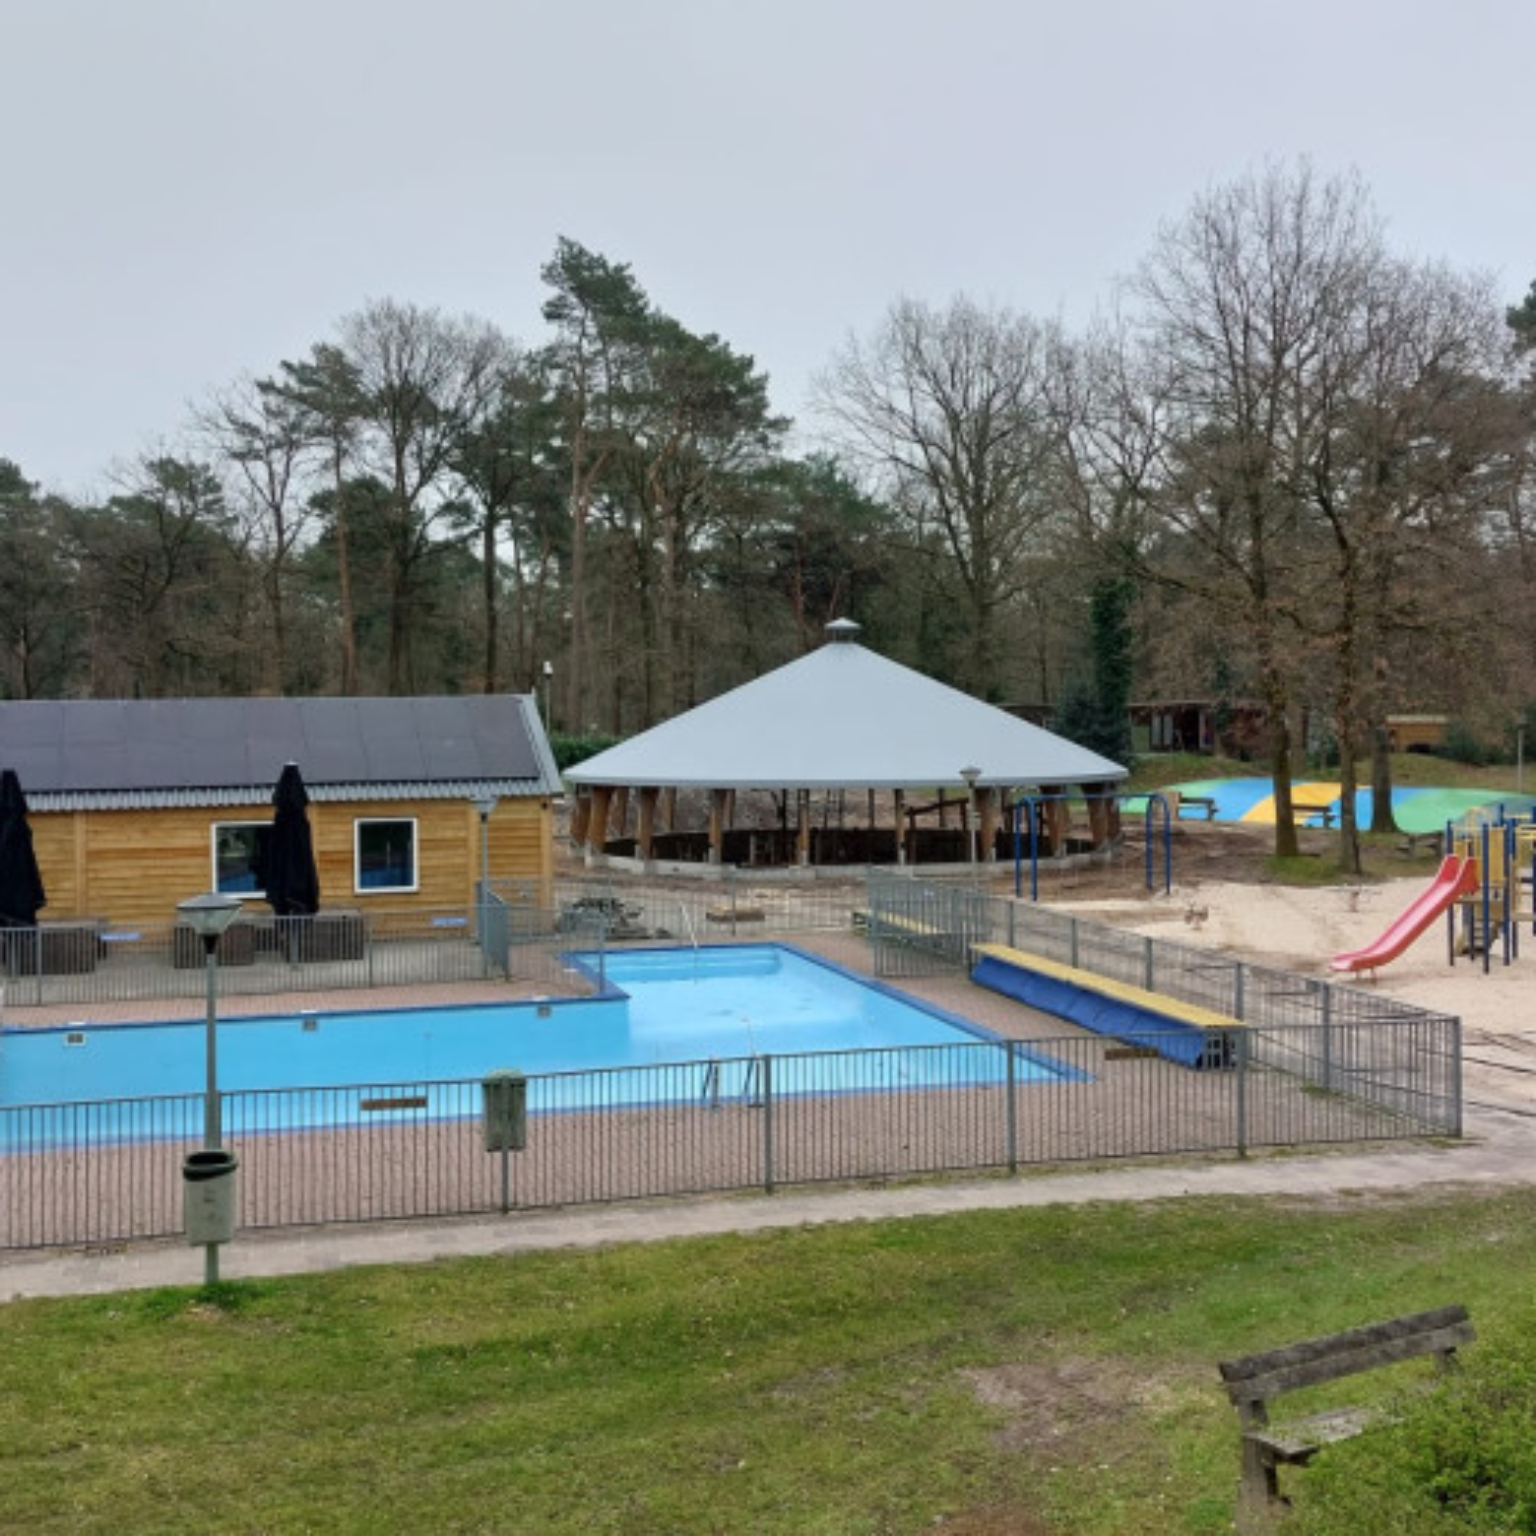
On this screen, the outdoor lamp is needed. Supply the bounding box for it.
[177,889,242,1286]
[177,891,242,1150]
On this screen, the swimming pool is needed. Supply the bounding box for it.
[0,944,1072,1141]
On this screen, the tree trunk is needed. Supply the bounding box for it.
[481,512,499,693]
[333,442,359,695]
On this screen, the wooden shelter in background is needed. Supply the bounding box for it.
[566,621,1127,871]
[0,695,561,927]
[1130,699,1267,759]
[1385,715,1450,753]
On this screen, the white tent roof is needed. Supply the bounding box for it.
[566,628,1126,791]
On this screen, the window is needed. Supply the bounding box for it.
[213,822,268,896]
[355,818,417,893]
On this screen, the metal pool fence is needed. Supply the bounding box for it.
[0,873,857,1011]
[1,1030,1460,1250]
[867,872,1462,1134]
[0,872,1462,1251]
[0,1014,1458,1251]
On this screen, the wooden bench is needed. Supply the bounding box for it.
[707,906,765,924]
[1396,830,1445,858]
[971,942,1242,1070]
[1218,1304,1473,1522]
[856,907,970,964]
[1176,795,1218,820]
[1288,798,1336,828]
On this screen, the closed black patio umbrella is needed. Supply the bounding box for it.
[260,762,320,920]
[0,767,46,929]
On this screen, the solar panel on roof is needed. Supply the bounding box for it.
[0,696,552,796]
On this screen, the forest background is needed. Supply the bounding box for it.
[4,162,1536,872]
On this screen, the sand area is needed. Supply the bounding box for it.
[1041,823,1536,1117]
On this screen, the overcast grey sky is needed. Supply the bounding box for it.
[4,0,1532,497]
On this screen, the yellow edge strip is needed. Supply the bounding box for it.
[972,943,1244,1032]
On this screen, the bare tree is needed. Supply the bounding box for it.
[336,300,510,694]
[1300,259,1514,859]
[1129,163,1385,857]
[262,345,368,694]
[818,297,1063,695]
[197,375,318,693]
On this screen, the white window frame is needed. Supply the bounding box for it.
[353,816,419,895]
[211,820,268,899]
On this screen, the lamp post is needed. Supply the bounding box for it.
[541,660,554,730]
[959,766,982,881]
[176,890,241,1285]
[179,892,242,1148]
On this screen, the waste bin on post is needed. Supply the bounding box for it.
[482,1068,528,1152]
[183,1148,240,1246]
[482,1069,527,1214]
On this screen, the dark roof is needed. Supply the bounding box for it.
[0,696,562,811]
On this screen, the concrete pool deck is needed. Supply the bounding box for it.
[6,1096,1535,1303]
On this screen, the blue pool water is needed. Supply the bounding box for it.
[0,945,1070,1141]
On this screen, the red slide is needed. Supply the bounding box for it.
[1329,855,1478,974]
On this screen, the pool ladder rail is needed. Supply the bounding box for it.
[679,901,699,950]
[701,1055,764,1110]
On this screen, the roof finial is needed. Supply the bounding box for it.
[824,618,861,643]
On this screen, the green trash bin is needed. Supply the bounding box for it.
[183,1148,239,1246]
[482,1069,528,1152]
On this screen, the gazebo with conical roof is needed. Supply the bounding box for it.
[564,621,1127,871]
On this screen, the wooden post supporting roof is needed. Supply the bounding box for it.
[587,785,614,854]
[637,786,659,860]
[1041,784,1069,853]
[894,788,907,865]
[569,791,591,847]
[979,786,1000,862]
[708,788,728,865]
[1083,787,1110,848]
[796,790,810,866]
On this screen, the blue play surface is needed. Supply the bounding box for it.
[1126,780,1536,832]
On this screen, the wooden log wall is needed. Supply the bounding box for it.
[28,798,553,926]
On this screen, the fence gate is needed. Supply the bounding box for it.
[866,871,991,978]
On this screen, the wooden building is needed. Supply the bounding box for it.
[1385,715,1450,754]
[0,696,561,927]
[1130,699,1268,759]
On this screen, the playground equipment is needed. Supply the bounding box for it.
[1329,807,1536,976]
[1444,816,1536,973]
[1329,855,1478,975]
[1012,791,1173,902]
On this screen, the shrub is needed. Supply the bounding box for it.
[1441,720,1500,768]
[549,732,620,773]
[1291,1325,1536,1533]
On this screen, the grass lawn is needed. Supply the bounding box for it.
[4,1185,1535,1534]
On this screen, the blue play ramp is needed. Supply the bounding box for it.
[971,952,1234,1070]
